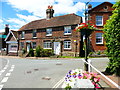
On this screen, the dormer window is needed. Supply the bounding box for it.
[46,28,52,36]
[64,26,71,35]
[33,30,37,38]
[21,31,25,39]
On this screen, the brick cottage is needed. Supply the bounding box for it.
[5,2,114,56]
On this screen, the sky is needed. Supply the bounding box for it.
[0,0,116,32]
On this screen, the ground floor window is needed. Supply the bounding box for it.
[32,42,36,49]
[44,41,52,49]
[96,33,103,44]
[9,44,18,52]
[64,40,71,49]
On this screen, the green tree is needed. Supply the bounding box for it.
[103,1,120,76]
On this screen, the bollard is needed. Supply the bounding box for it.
[88,59,91,72]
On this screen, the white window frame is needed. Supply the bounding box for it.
[32,30,37,38]
[21,31,25,39]
[96,16,103,26]
[96,33,103,44]
[44,41,52,49]
[64,26,72,35]
[64,40,71,49]
[46,28,52,36]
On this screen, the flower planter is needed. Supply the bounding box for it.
[62,69,101,89]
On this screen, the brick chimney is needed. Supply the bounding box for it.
[46,5,54,19]
[4,24,9,35]
[88,4,92,10]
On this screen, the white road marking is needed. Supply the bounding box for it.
[0,84,4,90]
[52,77,65,89]
[1,77,9,83]
[3,67,7,70]
[11,65,15,67]
[9,68,14,72]
[0,70,5,73]
[5,73,11,76]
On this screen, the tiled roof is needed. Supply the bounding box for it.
[18,13,82,31]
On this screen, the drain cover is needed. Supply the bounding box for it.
[42,77,51,80]
[56,62,62,65]
[34,69,39,71]
[26,71,32,74]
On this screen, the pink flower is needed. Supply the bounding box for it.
[94,77,100,82]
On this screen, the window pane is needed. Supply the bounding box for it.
[44,41,52,49]
[96,33,103,44]
[64,41,71,49]
[33,30,36,37]
[96,16,102,25]
[64,26,71,34]
[32,42,36,49]
[21,31,25,38]
[46,28,52,35]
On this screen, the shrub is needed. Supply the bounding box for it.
[103,1,120,76]
[28,48,34,57]
[42,49,54,57]
[97,50,101,55]
[35,46,42,57]
[22,48,26,54]
[35,46,54,57]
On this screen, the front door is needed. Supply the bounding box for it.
[54,42,60,55]
[27,44,30,52]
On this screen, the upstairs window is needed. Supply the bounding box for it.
[64,40,71,49]
[21,31,25,39]
[96,33,103,44]
[44,41,52,49]
[46,28,52,36]
[32,42,36,49]
[64,26,71,35]
[33,30,37,38]
[96,16,103,26]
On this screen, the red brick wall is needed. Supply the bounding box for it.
[89,2,114,51]
[18,25,81,56]
[90,30,106,51]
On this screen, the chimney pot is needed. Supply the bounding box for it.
[46,5,54,19]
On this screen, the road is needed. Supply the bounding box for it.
[0,56,109,88]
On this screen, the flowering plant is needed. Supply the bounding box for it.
[74,21,97,32]
[62,69,101,89]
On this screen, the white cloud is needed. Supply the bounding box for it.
[16,14,40,22]
[6,18,26,28]
[5,0,85,29]
[6,0,85,18]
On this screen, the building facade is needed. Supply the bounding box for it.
[88,2,114,52]
[5,30,18,56]
[17,6,82,56]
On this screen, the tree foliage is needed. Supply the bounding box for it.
[103,1,120,76]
